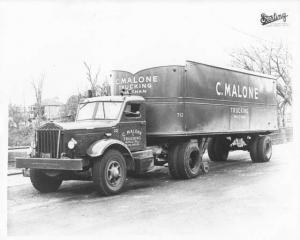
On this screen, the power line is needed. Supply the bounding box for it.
[224,24,276,44]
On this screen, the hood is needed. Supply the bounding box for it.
[39,120,117,131]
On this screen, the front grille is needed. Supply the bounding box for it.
[36,129,64,158]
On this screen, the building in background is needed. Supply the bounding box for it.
[42,98,63,120]
[28,97,63,121]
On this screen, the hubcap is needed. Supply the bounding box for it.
[106,161,122,186]
[189,151,200,173]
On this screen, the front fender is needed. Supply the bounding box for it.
[86,139,132,159]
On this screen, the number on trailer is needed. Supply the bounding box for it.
[177,112,184,118]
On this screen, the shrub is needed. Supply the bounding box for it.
[8,126,34,147]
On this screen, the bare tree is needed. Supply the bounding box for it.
[230,42,292,127]
[31,74,45,126]
[83,61,100,94]
[83,61,110,96]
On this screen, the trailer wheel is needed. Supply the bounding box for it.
[176,141,202,179]
[30,169,62,193]
[92,149,127,196]
[207,137,229,162]
[250,136,272,163]
[168,144,181,179]
[249,136,258,162]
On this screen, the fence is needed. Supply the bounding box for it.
[269,127,293,145]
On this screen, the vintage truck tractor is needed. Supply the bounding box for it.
[16,95,209,195]
[16,61,276,196]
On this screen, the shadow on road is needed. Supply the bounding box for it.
[50,152,258,199]
[9,149,277,206]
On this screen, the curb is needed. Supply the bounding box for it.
[8,146,30,150]
[8,170,22,176]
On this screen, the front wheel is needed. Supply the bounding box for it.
[30,169,62,193]
[92,149,127,196]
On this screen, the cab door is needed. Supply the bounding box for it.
[119,102,146,152]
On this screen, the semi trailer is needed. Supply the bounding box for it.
[16,60,278,195]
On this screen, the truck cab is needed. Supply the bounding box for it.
[77,95,147,152]
[16,95,154,196]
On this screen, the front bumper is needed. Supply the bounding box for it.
[16,157,89,171]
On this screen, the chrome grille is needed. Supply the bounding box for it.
[36,129,64,158]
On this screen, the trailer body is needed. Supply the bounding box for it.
[110,61,277,139]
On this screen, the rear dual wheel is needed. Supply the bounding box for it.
[249,135,272,163]
[207,137,230,162]
[207,135,272,163]
[168,141,203,179]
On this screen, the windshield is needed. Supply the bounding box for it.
[77,101,122,121]
[95,102,123,120]
[77,102,97,120]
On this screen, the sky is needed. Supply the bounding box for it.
[0,0,299,106]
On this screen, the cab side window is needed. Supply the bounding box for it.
[124,103,141,118]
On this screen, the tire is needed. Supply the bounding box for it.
[170,141,202,179]
[168,144,181,179]
[92,149,127,196]
[30,169,62,193]
[207,137,229,162]
[251,136,272,163]
[249,136,258,162]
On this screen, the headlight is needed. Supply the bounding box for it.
[68,138,77,149]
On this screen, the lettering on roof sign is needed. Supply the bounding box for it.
[115,75,159,94]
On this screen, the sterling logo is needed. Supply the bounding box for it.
[260,13,288,25]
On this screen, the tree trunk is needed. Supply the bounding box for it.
[281,106,286,127]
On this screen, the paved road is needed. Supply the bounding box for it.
[7,143,300,239]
